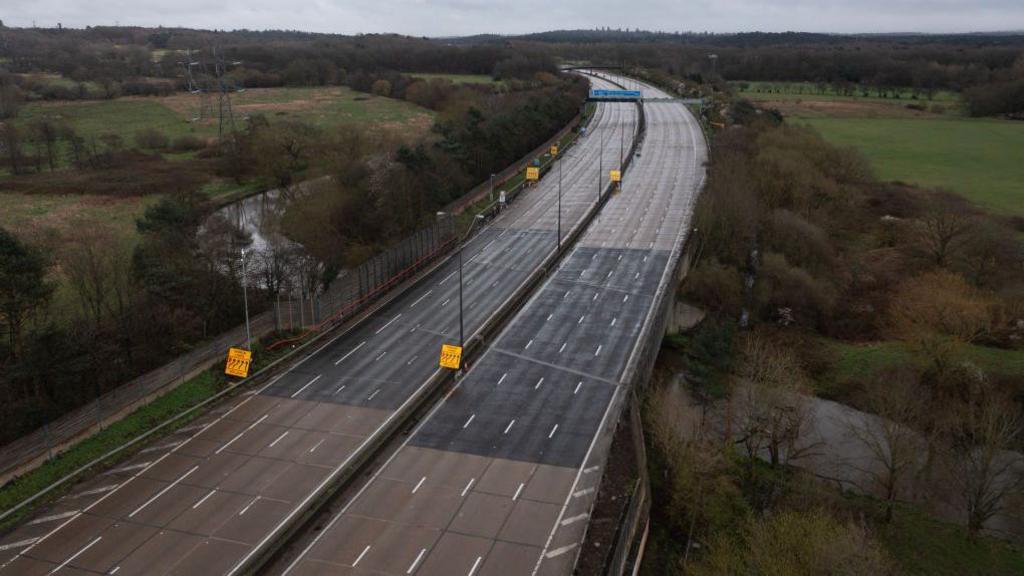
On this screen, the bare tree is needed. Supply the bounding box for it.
[907,198,973,268]
[942,386,1024,540]
[0,121,23,174]
[64,229,113,329]
[845,369,927,522]
[0,77,22,120]
[29,119,60,171]
[733,333,814,472]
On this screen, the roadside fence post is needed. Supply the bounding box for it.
[44,422,53,461]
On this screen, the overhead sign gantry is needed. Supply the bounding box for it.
[588,89,642,102]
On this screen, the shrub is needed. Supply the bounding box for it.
[755,251,837,327]
[682,259,745,317]
[171,135,205,152]
[371,79,392,97]
[134,128,169,150]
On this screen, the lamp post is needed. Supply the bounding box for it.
[240,249,252,351]
[598,123,604,202]
[437,212,486,368]
[620,106,625,167]
[557,152,563,250]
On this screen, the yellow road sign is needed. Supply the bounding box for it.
[439,344,463,370]
[609,169,622,183]
[225,347,252,378]
[549,145,559,156]
[526,166,540,181]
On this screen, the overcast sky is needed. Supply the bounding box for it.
[3,0,1023,36]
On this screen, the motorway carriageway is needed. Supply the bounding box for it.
[273,75,707,576]
[0,77,637,576]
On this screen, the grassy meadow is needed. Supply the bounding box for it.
[800,117,1024,216]
[736,81,1024,216]
[15,85,434,146]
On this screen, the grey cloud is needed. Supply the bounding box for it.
[1,0,1022,35]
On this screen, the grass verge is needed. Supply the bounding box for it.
[867,500,1024,576]
[825,339,1024,381]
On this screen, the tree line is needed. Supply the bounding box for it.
[0,26,545,99]
[512,32,1024,116]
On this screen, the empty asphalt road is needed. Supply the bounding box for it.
[0,78,638,576]
[275,74,707,576]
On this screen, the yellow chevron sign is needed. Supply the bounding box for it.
[439,344,463,370]
[225,347,252,378]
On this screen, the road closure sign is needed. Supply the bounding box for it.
[609,169,622,183]
[549,145,559,156]
[225,347,252,378]
[526,166,540,181]
[439,344,463,370]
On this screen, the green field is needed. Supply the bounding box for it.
[14,86,434,146]
[408,73,497,84]
[822,339,1024,387]
[799,117,1024,215]
[17,98,198,144]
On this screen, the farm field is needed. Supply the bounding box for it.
[14,85,434,146]
[739,82,1024,216]
[799,117,1024,215]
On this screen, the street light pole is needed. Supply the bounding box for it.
[620,106,625,167]
[438,212,485,371]
[557,154,562,250]
[240,249,252,351]
[458,243,463,351]
[598,125,603,202]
